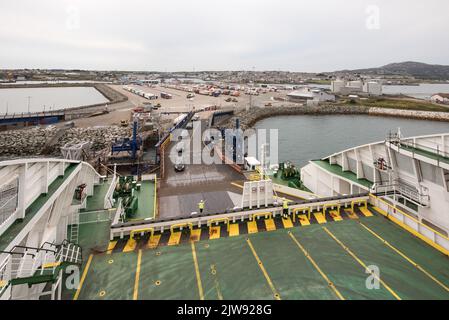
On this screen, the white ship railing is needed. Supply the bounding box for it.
[399,140,449,159]
[371,179,429,207]
[370,194,449,255]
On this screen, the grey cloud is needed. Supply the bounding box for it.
[1,0,448,71]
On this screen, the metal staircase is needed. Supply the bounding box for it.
[0,240,82,299]
[69,211,80,244]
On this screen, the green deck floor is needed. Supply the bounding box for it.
[126,180,155,222]
[0,163,78,251]
[325,221,449,299]
[72,213,449,300]
[80,182,111,212]
[312,160,373,188]
[399,144,449,165]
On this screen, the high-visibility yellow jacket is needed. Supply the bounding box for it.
[283,200,289,209]
[198,201,205,209]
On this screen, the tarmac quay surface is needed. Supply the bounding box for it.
[159,119,246,218]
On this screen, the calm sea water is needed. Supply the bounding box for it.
[0,87,108,114]
[254,115,449,168]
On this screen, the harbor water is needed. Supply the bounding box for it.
[0,87,108,114]
[254,115,449,168]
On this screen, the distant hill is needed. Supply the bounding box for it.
[336,61,449,80]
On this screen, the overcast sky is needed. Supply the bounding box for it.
[1,0,448,72]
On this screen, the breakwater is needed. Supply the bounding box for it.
[221,105,449,130]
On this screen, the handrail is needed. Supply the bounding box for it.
[400,140,449,159]
[170,222,193,233]
[252,212,272,220]
[130,227,154,240]
[10,245,57,254]
[207,218,230,232]
[0,250,36,258]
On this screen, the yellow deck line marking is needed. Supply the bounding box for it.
[73,254,93,300]
[288,232,344,300]
[358,221,449,292]
[42,261,61,268]
[323,227,401,300]
[265,218,276,231]
[123,239,137,252]
[147,234,161,249]
[229,223,240,237]
[190,229,202,242]
[248,220,258,234]
[329,210,343,222]
[298,214,310,226]
[209,226,221,239]
[211,267,224,300]
[191,242,204,300]
[344,209,359,219]
[313,212,327,224]
[168,231,182,246]
[246,238,281,300]
[133,249,142,300]
[106,241,117,254]
[281,217,293,229]
[360,207,373,217]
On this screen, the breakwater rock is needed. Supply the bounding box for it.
[0,125,131,158]
[220,105,449,130]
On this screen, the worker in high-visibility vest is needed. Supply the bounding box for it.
[198,200,205,214]
[282,198,289,218]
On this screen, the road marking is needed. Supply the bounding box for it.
[298,214,310,226]
[344,209,359,219]
[106,241,117,254]
[313,212,327,224]
[246,238,281,300]
[147,234,161,249]
[168,232,182,246]
[133,249,142,300]
[209,226,221,239]
[191,242,204,300]
[265,218,276,231]
[281,217,293,229]
[247,220,258,234]
[123,239,137,252]
[210,265,224,300]
[73,254,93,300]
[323,227,401,300]
[358,221,449,292]
[360,207,373,217]
[190,229,202,242]
[288,232,344,300]
[229,224,240,237]
[329,210,343,222]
